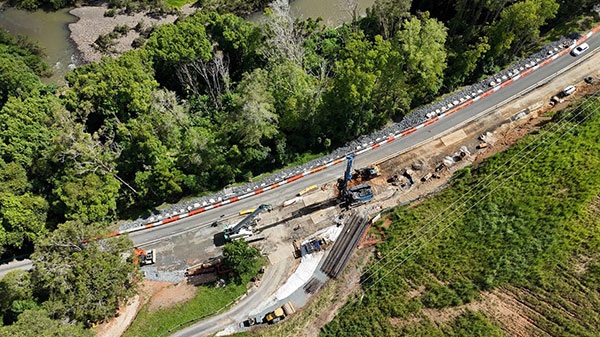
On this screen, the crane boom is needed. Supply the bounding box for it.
[224,204,271,240]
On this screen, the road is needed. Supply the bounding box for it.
[170,258,293,337]
[164,36,600,336]
[2,32,599,281]
[129,32,600,246]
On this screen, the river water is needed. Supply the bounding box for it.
[250,0,376,26]
[0,0,375,83]
[0,6,80,84]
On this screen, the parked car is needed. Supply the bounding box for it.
[562,85,576,96]
[571,43,589,56]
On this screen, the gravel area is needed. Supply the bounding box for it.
[142,266,186,283]
[117,30,582,233]
[69,5,195,63]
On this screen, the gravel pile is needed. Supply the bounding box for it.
[118,33,579,233]
[142,266,186,283]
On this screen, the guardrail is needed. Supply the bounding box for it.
[114,24,600,237]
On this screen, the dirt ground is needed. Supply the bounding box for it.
[95,280,192,337]
[69,5,196,63]
[148,281,197,312]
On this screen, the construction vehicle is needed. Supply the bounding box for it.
[354,166,380,181]
[134,247,156,265]
[337,154,374,207]
[264,301,295,324]
[337,154,373,207]
[223,204,272,241]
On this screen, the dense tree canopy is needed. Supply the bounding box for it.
[31,220,136,324]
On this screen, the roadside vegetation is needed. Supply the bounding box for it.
[123,277,248,337]
[124,240,263,336]
[0,0,598,334]
[319,96,600,336]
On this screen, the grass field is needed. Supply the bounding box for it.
[316,92,600,336]
[122,280,247,337]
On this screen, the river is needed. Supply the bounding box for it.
[0,0,375,83]
[250,0,376,26]
[0,6,80,84]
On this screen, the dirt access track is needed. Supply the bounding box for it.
[99,43,600,337]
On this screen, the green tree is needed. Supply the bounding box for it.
[31,220,137,324]
[395,14,448,105]
[52,172,120,223]
[0,95,60,169]
[190,11,263,79]
[321,32,409,145]
[222,240,260,283]
[115,90,189,203]
[0,309,92,336]
[0,52,41,107]
[0,270,34,324]
[486,0,559,64]
[0,160,48,255]
[63,51,158,129]
[230,68,279,169]
[269,60,322,153]
[363,0,412,39]
[145,18,212,89]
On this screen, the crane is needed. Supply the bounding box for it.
[223,204,272,241]
[337,154,374,207]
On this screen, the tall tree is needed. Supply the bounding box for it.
[0,270,34,324]
[223,240,260,284]
[0,309,92,336]
[486,0,559,64]
[230,68,279,169]
[0,95,60,169]
[31,220,137,324]
[145,17,213,90]
[395,14,448,104]
[63,51,158,131]
[364,0,412,39]
[0,53,41,108]
[262,0,306,67]
[0,160,48,256]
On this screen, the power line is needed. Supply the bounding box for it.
[359,90,600,290]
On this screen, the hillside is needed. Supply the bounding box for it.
[317,92,600,336]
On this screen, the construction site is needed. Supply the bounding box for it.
[95,54,600,336]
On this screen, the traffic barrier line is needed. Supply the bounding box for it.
[114,25,600,237]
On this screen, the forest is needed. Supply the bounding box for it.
[319,94,600,336]
[0,0,598,334]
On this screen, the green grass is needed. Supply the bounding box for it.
[123,280,248,337]
[320,94,600,336]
